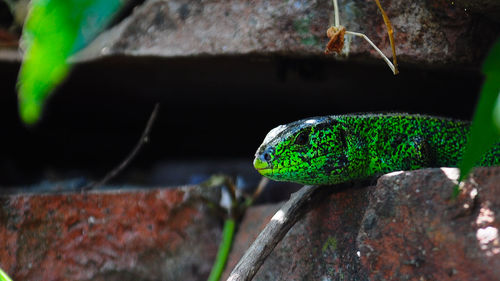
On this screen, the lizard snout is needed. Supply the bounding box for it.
[254,146,275,173]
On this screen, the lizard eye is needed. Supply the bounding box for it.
[294,131,310,145]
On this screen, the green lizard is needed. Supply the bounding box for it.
[253,113,500,185]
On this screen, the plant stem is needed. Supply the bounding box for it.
[208,218,236,281]
[345,31,396,74]
[333,0,340,27]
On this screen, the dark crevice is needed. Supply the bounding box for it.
[0,55,484,188]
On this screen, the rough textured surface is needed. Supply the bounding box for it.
[223,183,373,281]
[224,167,499,280]
[1,0,499,64]
[455,0,500,22]
[0,186,222,281]
[0,169,499,280]
[74,0,500,66]
[358,167,500,281]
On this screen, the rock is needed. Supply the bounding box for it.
[455,0,500,22]
[74,0,500,66]
[1,168,498,280]
[223,184,374,280]
[0,186,222,281]
[224,167,499,280]
[358,167,500,280]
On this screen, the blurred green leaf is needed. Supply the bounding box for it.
[17,0,123,124]
[0,267,13,281]
[458,38,500,182]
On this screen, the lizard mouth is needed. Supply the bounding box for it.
[256,167,273,175]
[253,157,273,175]
[254,156,348,177]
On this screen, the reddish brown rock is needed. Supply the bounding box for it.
[0,186,222,281]
[3,168,498,280]
[223,184,374,281]
[75,0,500,66]
[358,167,500,281]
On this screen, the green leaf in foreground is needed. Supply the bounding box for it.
[0,267,13,281]
[458,38,500,184]
[17,0,123,124]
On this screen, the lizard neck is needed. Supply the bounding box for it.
[342,114,470,178]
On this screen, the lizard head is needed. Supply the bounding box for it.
[253,116,350,185]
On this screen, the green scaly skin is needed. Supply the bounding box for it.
[253,113,500,185]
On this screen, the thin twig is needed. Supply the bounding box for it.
[227,185,321,281]
[82,103,160,191]
[346,31,396,74]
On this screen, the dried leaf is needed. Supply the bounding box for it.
[325,26,346,54]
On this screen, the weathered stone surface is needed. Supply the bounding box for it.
[1,168,498,280]
[76,0,500,66]
[358,167,500,281]
[1,0,499,64]
[455,0,500,22]
[0,186,222,281]
[224,167,499,280]
[223,184,373,281]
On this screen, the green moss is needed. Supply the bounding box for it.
[321,236,338,254]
